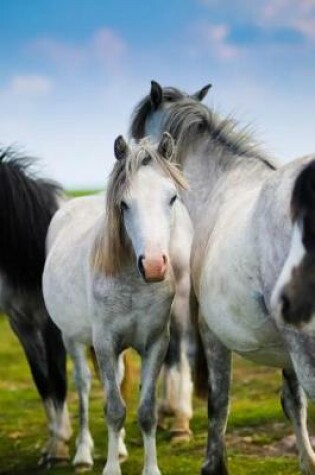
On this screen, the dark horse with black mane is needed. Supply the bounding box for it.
[0,148,71,465]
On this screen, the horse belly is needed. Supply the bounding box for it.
[199,201,292,369]
[43,248,92,344]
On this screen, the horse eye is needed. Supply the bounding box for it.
[120,201,129,211]
[142,155,151,166]
[170,195,177,206]
[198,120,207,132]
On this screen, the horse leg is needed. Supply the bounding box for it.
[93,334,126,475]
[159,274,193,442]
[117,354,128,460]
[139,331,169,475]
[199,316,231,475]
[281,370,315,475]
[160,324,192,442]
[63,337,94,470]
[42,315,72,464]
[8,316,70,465]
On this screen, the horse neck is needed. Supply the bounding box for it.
[179,141,273,225]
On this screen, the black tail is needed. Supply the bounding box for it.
[0,148,63,290]
[291,160,315,251]
[280,160,315,326]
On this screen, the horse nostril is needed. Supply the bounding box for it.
[162,255,167,265]
[138,255,145,278]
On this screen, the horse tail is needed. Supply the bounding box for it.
[89,347,133,403]
[291,160,315,248]
[273,159,315,326]
[0,148,63,291]
[190,289,209,399]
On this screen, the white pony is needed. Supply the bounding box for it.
[43,133,192,475]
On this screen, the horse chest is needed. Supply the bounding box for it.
[92,275,175,352]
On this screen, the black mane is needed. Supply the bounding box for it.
[0,148,63,291]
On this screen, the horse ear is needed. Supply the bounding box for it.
[158,132,175,160]
[150,80,163,109]
[114,135,128,160]
[191,83,212,102]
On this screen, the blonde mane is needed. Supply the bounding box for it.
[91,138,187,276]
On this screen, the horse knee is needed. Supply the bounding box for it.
[106,399,126,432]
[74,368,91,393]
[138,400,156,434]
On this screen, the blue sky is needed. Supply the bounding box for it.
[1,0,315,187]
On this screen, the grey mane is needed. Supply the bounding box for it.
[130,88,277,171]
[164,101,276,170]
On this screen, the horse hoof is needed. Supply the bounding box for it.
[170,430,192,444]
[102,463,122,475]
[73,441,94,469]
[201,459,229,475]
[38,438,70,468]
[142,467,161,475]
[301,459,315,475]
[38,454,69,469]
[74,462,94,473]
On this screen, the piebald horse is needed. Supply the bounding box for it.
[43,133,193,475]
[130,81,315,475]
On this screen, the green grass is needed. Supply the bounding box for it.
[68,190,100,198]
[0,316,306,474]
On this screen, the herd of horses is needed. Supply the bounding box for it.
[1,81,315,475]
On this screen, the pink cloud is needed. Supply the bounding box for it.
[198,22,242,60]
[28,27,127,69]
[92,29,127,64]
[262,0,315,41]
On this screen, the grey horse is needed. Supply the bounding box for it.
[130,81,315,475]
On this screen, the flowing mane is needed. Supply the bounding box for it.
[130,88,277,171]
[92,138,187,276]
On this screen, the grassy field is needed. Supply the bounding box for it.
[0,316,311,475]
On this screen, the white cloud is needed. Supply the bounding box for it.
[9,74,53,95]
[261,0,315,42]
[198,0,315,43]
[193,22,243,61]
